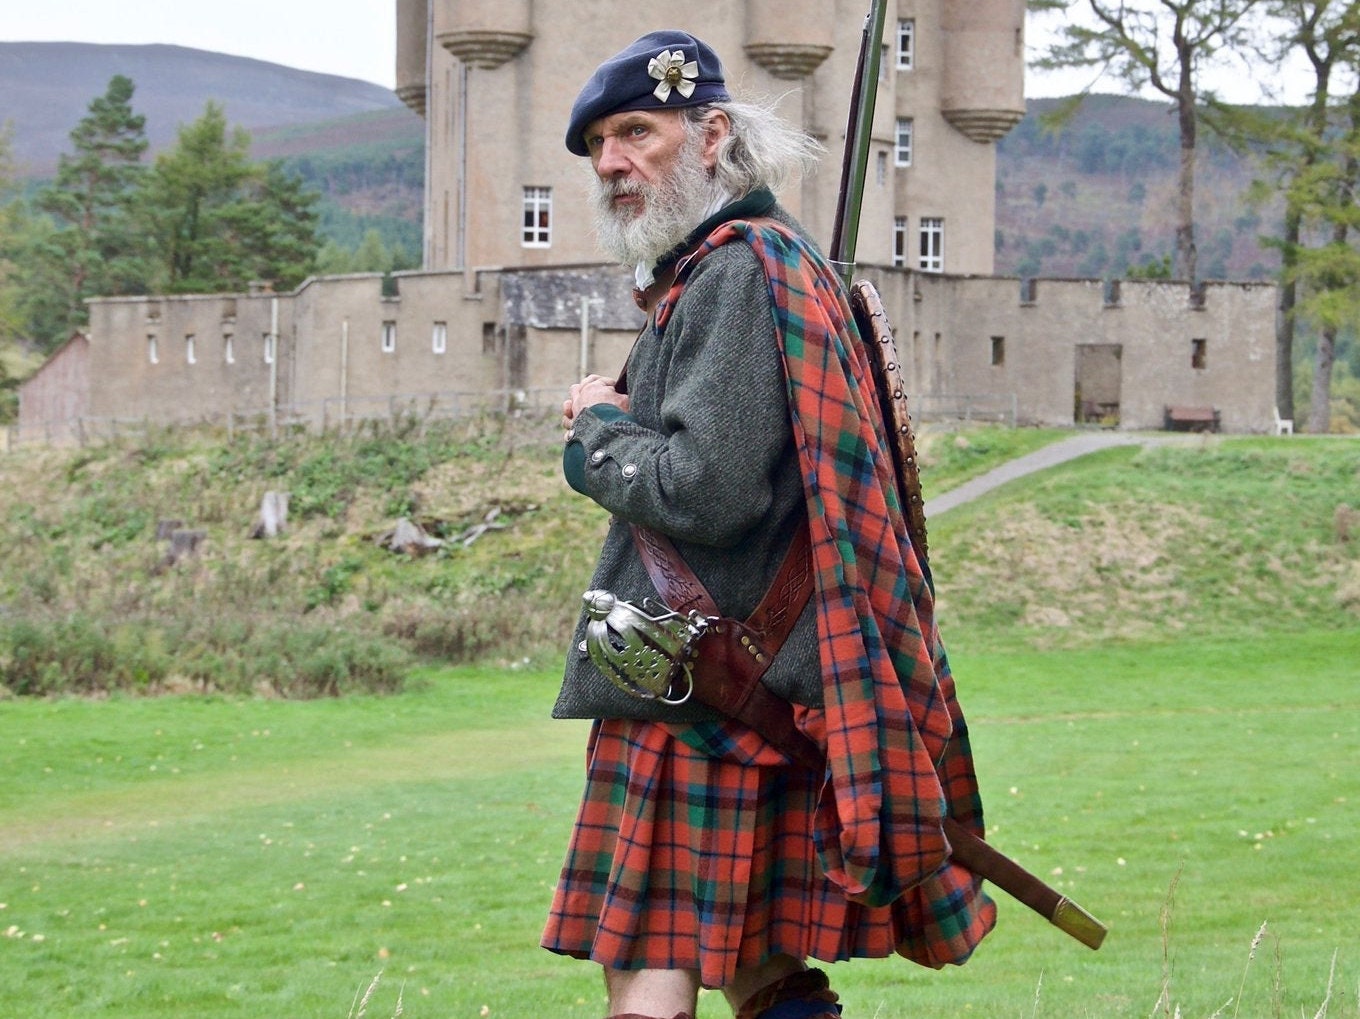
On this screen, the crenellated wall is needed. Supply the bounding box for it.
[869,270,1279,431]
[19,265,1275,444]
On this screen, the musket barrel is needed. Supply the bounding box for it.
[829,0,889,286]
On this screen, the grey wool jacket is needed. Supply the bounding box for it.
[553,191,822,722]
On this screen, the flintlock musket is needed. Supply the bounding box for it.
[829,0,1107,952]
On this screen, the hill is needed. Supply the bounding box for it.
[0,418,1354,695]
[0,41,412,176]
[0,42,1285,280]
[995,94,1279,281]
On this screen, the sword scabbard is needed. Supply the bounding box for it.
[943,818,1108,950]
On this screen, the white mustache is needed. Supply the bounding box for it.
[599,178,649,201]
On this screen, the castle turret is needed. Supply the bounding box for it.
[394,0,428,115]
[434,0,533,69]
[744,0,834,80]
[939,0,1025,143]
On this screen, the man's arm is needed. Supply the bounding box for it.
[563,247,790,548]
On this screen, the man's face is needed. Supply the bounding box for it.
[584,108,694,206]
[583,108,728,267]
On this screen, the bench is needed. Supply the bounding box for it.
[1164,405,1220,432]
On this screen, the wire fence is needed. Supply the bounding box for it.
[6,388,1017,452]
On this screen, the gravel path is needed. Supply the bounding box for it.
[923,432,1154,517]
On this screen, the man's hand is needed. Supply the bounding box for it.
[562,374,629,436]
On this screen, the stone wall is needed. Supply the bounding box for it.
[19,265,1280,445]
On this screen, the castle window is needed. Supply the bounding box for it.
[381,321,397,353]
[892,216,908,268]
[919,217,944,273]
[894,118,913,166]
[991,336,1006,366]
[876,150,888,186]
[1192,338,1207,370]
[896,19,915,70]
[263,333,276,364]
[185,334,197,365]
[223,333,235,365]
[147,335,159,365]
[522,186,552,247]
[432,321,448,355]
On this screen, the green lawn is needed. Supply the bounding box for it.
[3,630,1356,1018]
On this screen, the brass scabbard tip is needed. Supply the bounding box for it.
[1052,897,1108,950]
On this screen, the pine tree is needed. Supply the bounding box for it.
[143,103,318,293]
[33,74,150,342]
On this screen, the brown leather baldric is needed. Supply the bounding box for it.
[630,522,823,772]
[632,528,1109,950]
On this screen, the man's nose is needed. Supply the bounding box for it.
[594,137,630,177]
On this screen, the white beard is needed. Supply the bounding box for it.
[589,134,729,269]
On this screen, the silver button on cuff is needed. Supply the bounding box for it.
[621,463,638,480]
[590,449,606,464]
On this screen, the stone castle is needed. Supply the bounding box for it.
[16,0,1280,445]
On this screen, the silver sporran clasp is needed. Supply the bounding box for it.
[582,590,708,705]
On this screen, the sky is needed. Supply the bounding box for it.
[5,1,1315,104]
[7,1,399,88]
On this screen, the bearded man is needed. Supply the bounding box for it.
[543,30,996,1019]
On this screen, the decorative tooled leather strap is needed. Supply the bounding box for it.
[630,522,823,772]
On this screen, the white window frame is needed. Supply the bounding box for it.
[919,217,944,273]
[896,19,915,70]
[894,118,914,167]
[892,216,909,269]
[522,186,552,248]
[432,321,448,355]
[381,321,397,354]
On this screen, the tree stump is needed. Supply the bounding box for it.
[379,518,444,557]
[157,529,206,571]
[250,490,290,539]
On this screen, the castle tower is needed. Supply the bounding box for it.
[394,0,428,115]
[744,0,834,80]
[940,0,1027,142]
[395,0,1026,276]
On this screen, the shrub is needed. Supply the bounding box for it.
[0,614,411,697]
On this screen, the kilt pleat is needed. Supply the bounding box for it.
[541,715,995,988]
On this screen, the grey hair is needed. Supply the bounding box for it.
[683,98,824,196]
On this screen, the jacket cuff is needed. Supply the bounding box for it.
[563,404,634,493]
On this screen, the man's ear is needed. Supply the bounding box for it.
[700,109,731,171]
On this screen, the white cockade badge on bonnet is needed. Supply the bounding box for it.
[647,49,699,102]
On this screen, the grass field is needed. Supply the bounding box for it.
[2,630,1356,1019]
[1,428,1357,1017]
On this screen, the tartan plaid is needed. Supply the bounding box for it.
[541,715,987,988]
[542,217,995,984]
